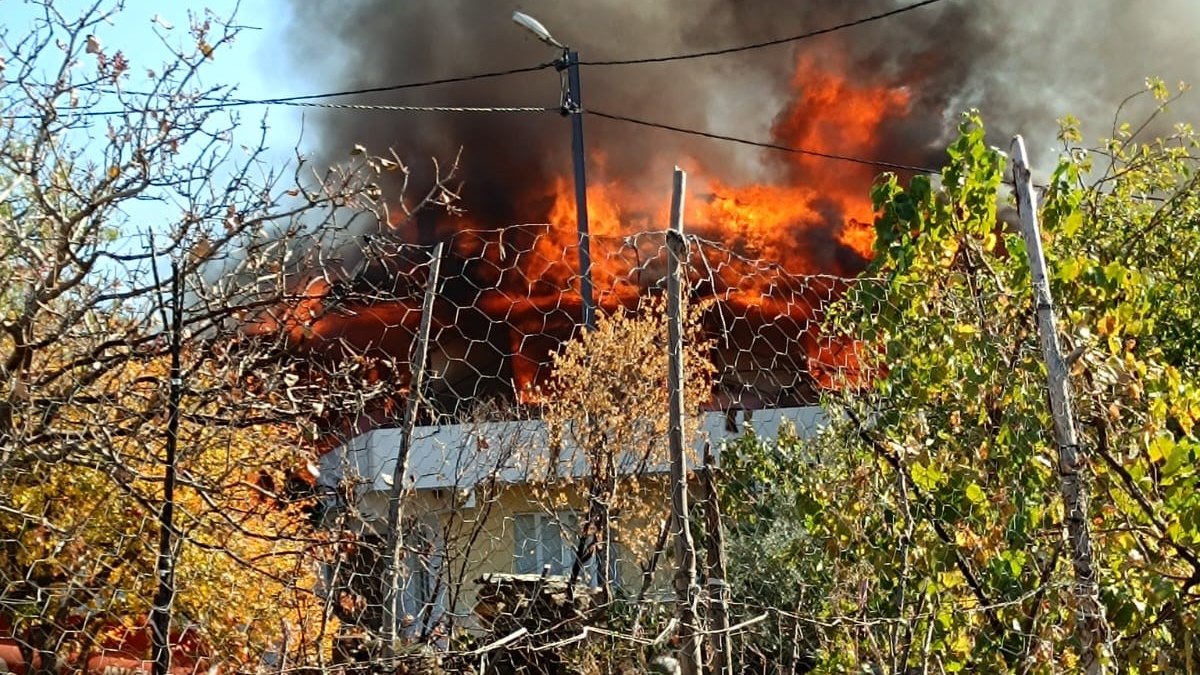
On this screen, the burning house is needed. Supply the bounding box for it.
[261,0,1200,431]
[245,44,915,435]
[250,0,1200,643]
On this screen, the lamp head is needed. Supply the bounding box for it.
[512,11,566,50]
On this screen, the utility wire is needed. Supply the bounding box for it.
[588,109,940,174]
[12,1,953,120]
[579,0,949,66]
[264,102,558,113]
[240,62,556,105]
[9,2,953,120]
[8,61,557,120]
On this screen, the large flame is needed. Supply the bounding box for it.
[253,59,912,436]
[544,59,910,270]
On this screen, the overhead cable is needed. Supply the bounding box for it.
[588,109,940,173]
[579,0,948,66]
[8,61,557,120]
[264,103,558,113]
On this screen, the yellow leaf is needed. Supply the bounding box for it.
[1097,314,1117,337]
[965,482,986,506]
[951,632,972,654]
[107,165,119,179]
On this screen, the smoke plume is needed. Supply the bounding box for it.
[282,0,1200,253]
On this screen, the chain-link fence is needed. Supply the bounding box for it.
[1,209,1106,674]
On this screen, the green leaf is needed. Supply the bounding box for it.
[1059,257,1083,283]
[1148,434,1174,464]
[911,462,944,492]
[965,482,987,506]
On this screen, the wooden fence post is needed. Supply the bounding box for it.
[666,167,703,675]
[701,444,733,675]
[381,241,444,656]
[151,262,183,675]
[1011,136,1112,674]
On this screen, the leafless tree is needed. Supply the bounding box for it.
[0,2,457,671]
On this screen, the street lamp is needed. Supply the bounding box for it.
[512,11,595,330]
[512,11,564,49]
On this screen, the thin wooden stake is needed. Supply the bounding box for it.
[701,444,733,675]
[382,241,444,655]
[666,167,702,675]
[151,261,183,675]
[1011,136,1111,674]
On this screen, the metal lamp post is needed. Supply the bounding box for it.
[513,11,595,330]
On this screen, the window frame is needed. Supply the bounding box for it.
[511,510,621,587]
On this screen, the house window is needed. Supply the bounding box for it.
[513,512,621,587]
[516,509,633,583]
[513,511,575,576]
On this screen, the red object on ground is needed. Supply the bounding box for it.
[0,616,213,675]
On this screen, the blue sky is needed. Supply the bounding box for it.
[2,0,344,285]
[6,0,312,159]
[117,0,308,157]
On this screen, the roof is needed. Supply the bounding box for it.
[317,406,827,497]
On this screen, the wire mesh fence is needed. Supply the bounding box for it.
[0,218,1101,674]
[279,225,870,673]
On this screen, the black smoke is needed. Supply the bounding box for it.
[283,0,1200,237]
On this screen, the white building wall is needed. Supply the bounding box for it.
[319,406,828,519]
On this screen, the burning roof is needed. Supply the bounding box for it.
[241,56,919,442]
[258,0,1200,439]
[246,226,866,432]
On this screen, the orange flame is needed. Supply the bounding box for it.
[256,57,910,435]
[544,58,909,269]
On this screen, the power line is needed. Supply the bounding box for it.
[587,109,940,174]
[8,1,954,121]
[242,62,556,105]
[264,102,558,113]
[579,0,949,66]
[8,61,557,120]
